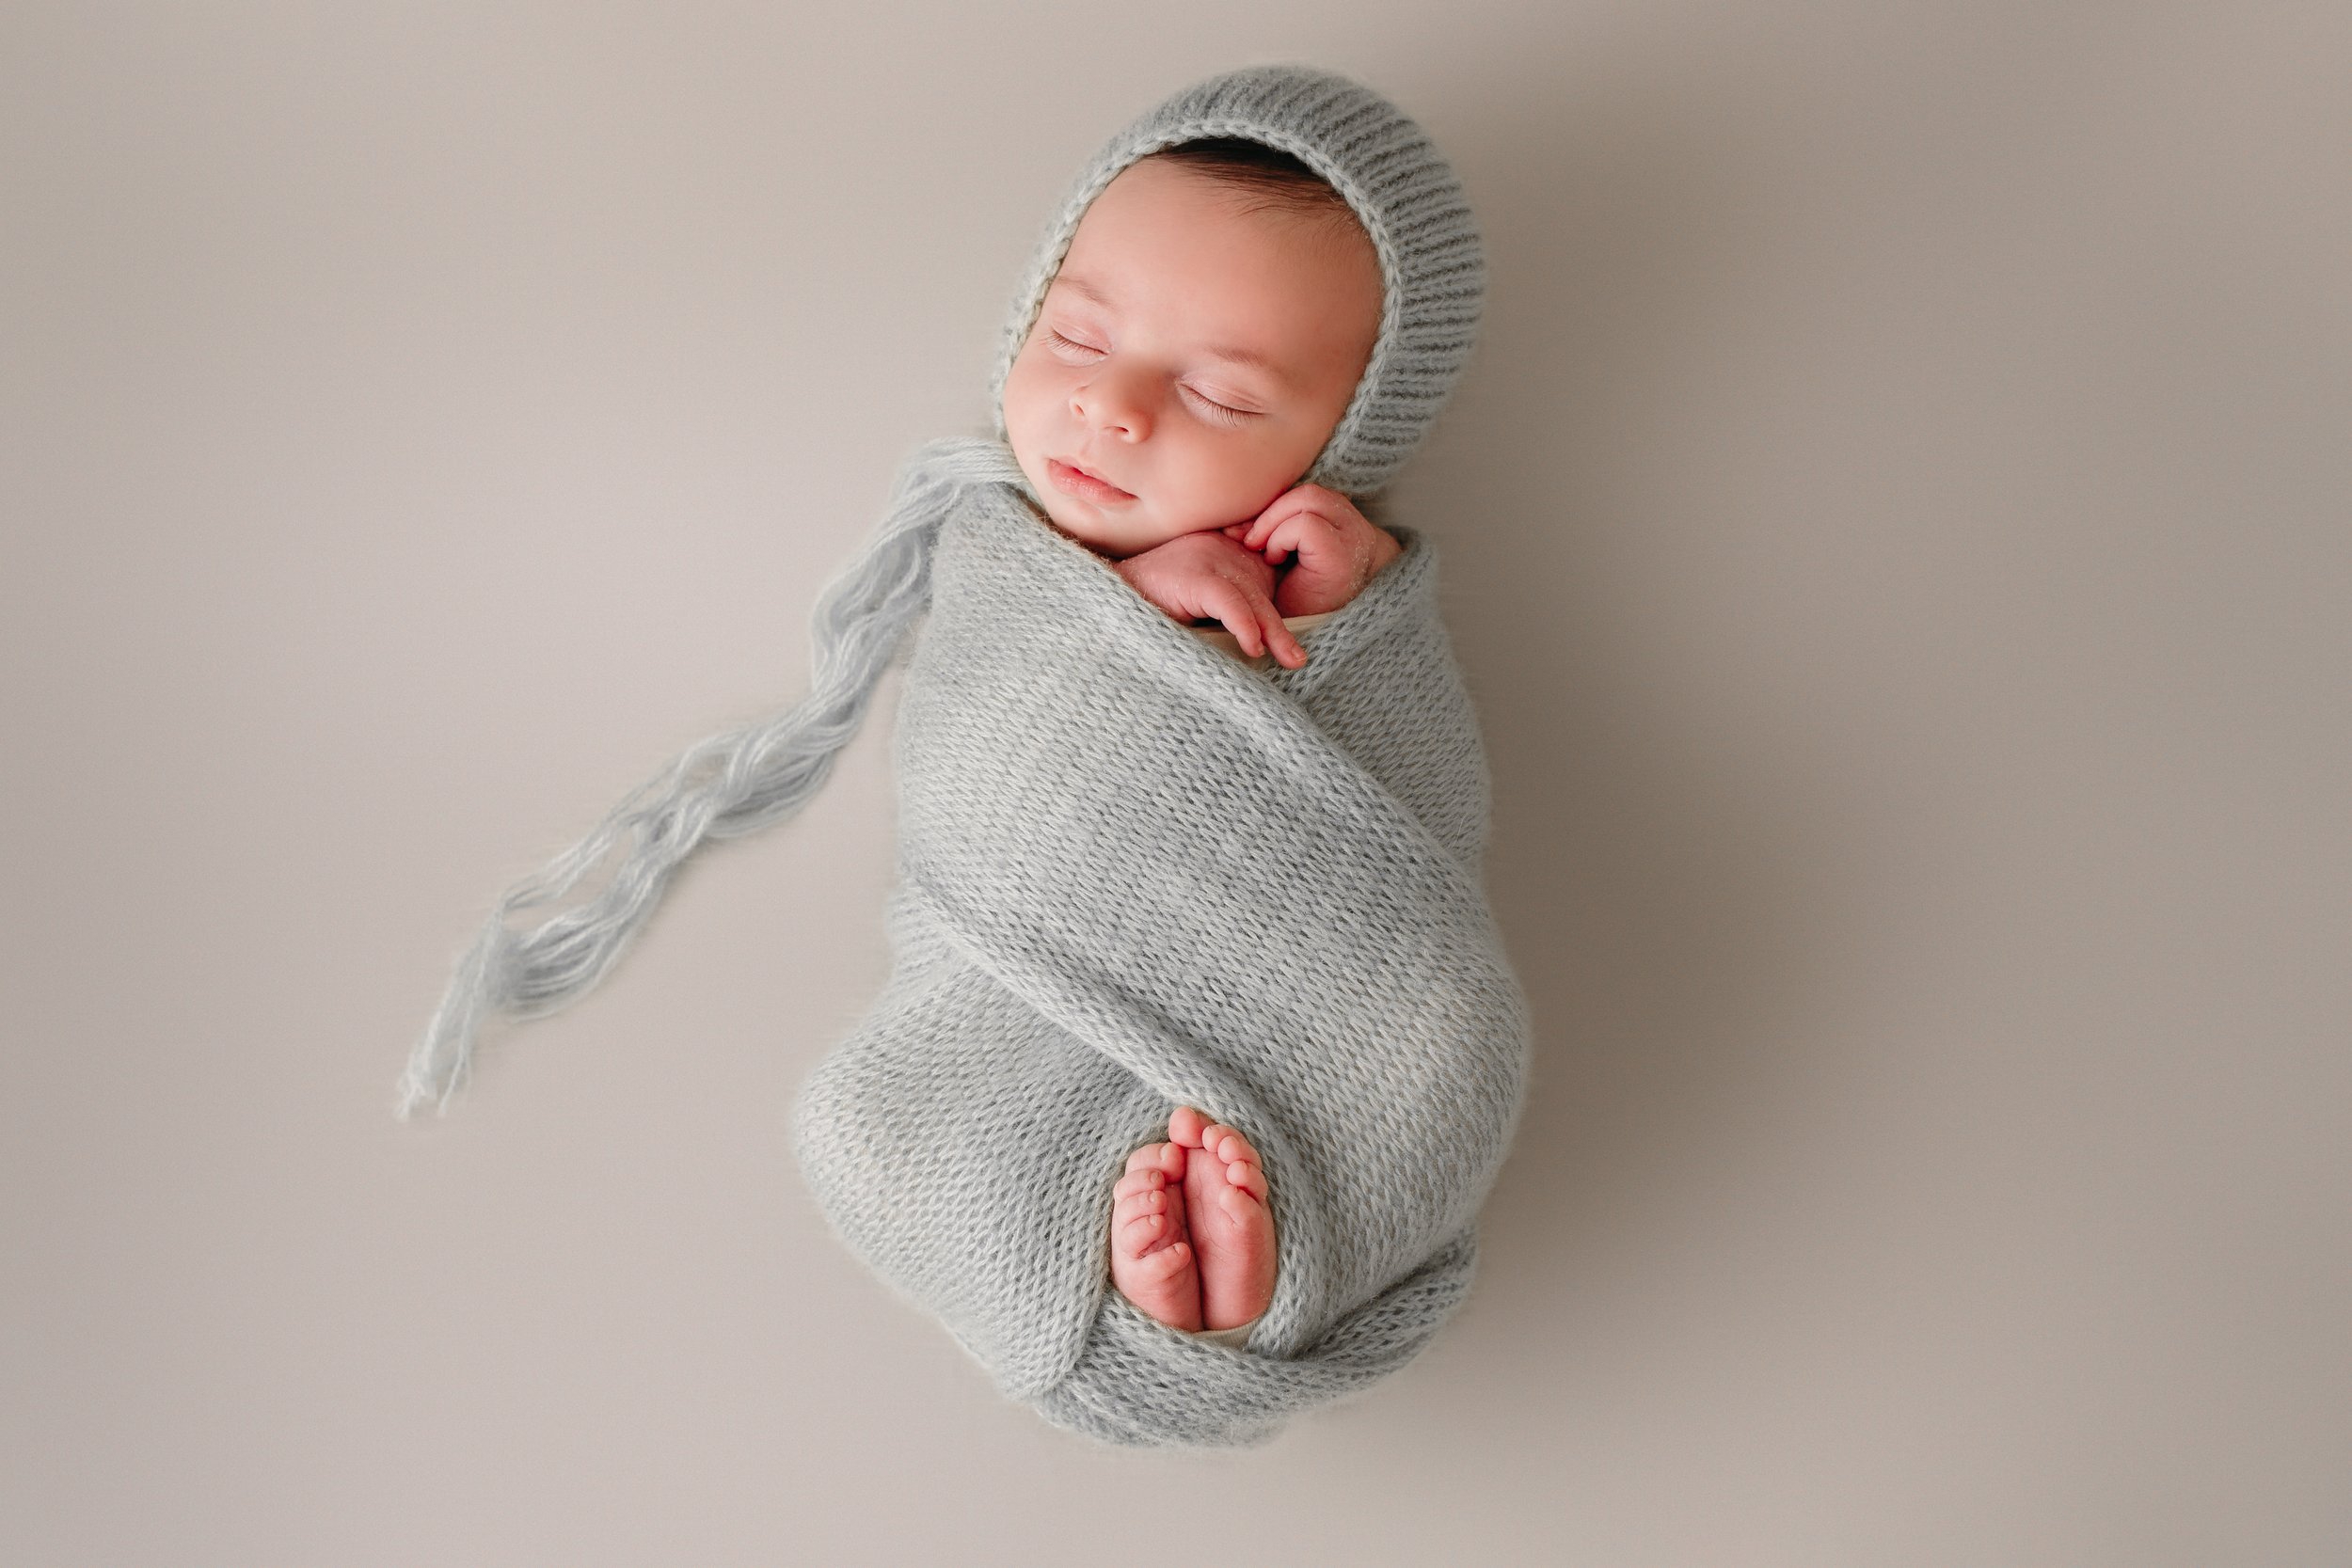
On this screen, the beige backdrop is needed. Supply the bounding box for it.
[4,2,2345,1563]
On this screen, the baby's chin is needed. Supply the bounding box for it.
[1037,499,1186,561]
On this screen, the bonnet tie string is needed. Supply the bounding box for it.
[397,436,1028,1117]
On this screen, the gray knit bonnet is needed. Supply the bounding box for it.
[399,65,1484,1115]
[988,63,1485,496]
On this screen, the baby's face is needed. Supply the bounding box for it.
[1002,157,1383,559]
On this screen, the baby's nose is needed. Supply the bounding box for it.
[1073,372,1151,440]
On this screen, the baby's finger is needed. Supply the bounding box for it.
[1197,579,1267,657]
[1266,508,1339,567]
[1229,582,1309,669]
[1251,592,1308,667]
[1263,610,1308,670]
[1241,491,1308,551]
[1251,512,1309,569]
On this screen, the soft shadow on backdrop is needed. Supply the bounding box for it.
[4,2,2345,1564]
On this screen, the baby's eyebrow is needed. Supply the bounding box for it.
[1049,271,1294,390]
[1052,273,1116,309]
[1195,341,1290,386]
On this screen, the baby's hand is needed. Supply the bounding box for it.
[1223,484,1402,618]
[1116,531,1309,669]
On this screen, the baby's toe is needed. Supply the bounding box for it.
[1168,1105,1211,1148]
[1115,1183,1168,1225]
[1123,1140,1186,1181]
[1119,1181,1183,1248]
[1223,1157,1269,1203]
[1113,1167,1168,1202]
[1202,1122,1260,1169]
[1119,1209,1171,1255]
[1131,1239,1192,1281]
[1219,1175,1276,1219]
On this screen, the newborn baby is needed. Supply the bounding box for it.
[1000,140,1395,1338]
[403,64,1519,1447]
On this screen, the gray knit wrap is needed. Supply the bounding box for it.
[988,63,1485,497]
[794,438,1528,1446]
[401,66,1521,1448]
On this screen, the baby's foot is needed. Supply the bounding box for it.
[1108,1139,1202,1333]
[1169,1105,1276,1331]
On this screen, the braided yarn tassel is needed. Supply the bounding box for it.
[397,437,1024,1117]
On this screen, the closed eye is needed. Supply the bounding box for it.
[1181,386,1258,425]
[1044,329,1104,358]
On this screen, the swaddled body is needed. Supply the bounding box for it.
[793,461,1527,1446]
